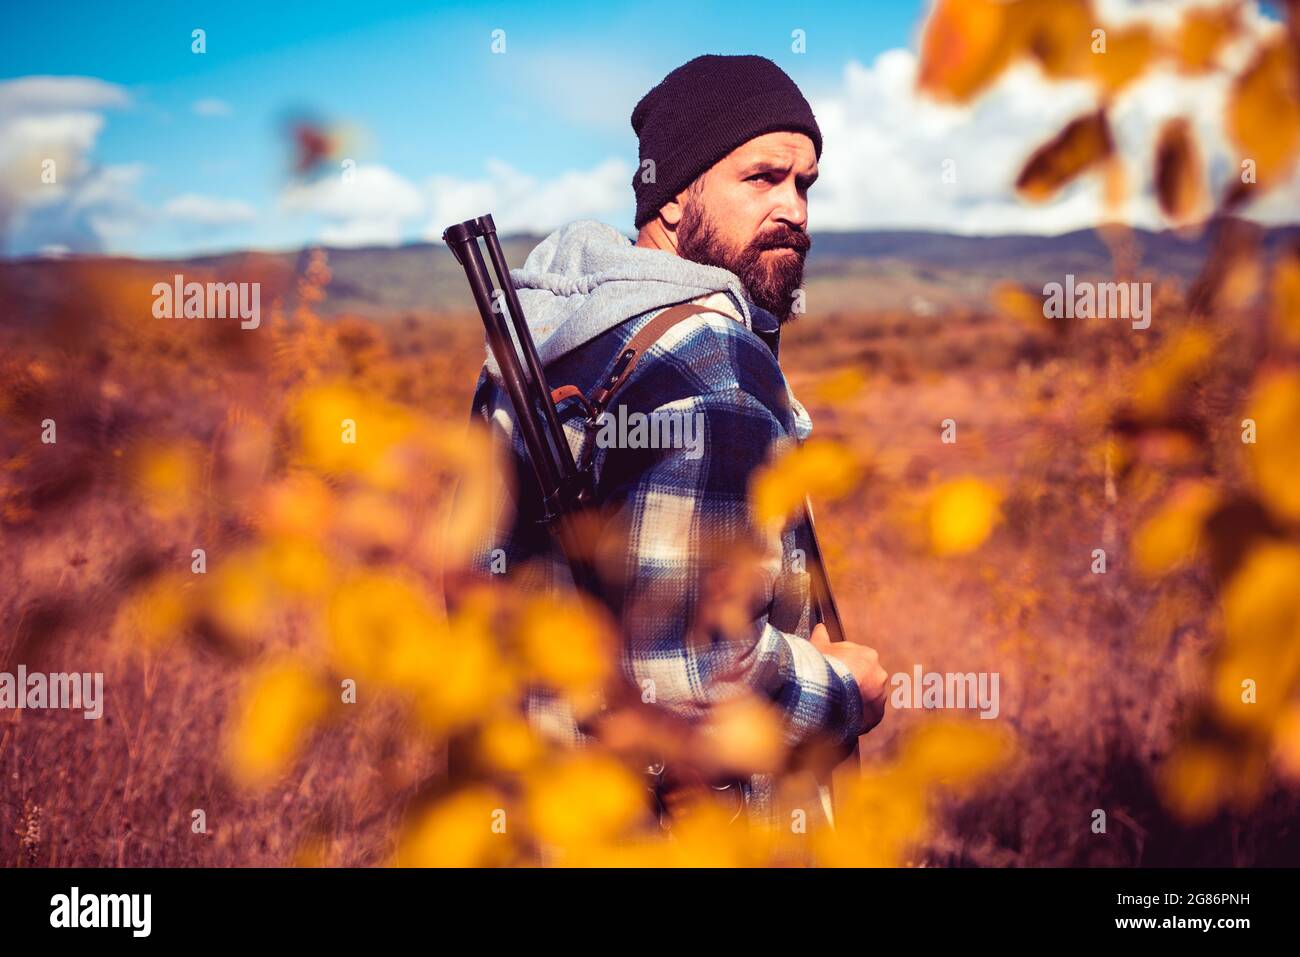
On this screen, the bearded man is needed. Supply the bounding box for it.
[465,54,888,827]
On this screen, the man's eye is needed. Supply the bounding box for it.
[747,173,774,183]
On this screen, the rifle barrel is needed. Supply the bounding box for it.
[443,220,563,512]
[475,215,579,484]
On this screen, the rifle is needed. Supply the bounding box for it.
[442,216,596,576]
[442,213,860,824]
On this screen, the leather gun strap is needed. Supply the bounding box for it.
[588,302,724,414]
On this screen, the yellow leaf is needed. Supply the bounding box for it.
[927,477,1003,556]
[253,471,334,540]
[992,281,1048,331]
[1271,250,1300,347]
[1272,703,1300,783]
[479,715,546,773]
[225,658,328,787]
[813,769,929,867]
[395,787,512,867]
[1226,39,1300,189]
[1153,117,1208,228]
[1131,328,1215,418]
[128,440,202,519]
[1159,742,1232,823]
[1132,480,1220,576]
[703,694,787,775]
[1021,0,1096,82]
[418,601,512,731]
[898,718,1014,790]
[1175,4,1241,74]
[289,382,418,489]
[204,554,277,645]
[1089,24,1153,96]
[1215,543,1300,728]
[1246,373,1300,522]
[751,438,862,531]
[1015,111,1114,203]
[916,0,1019,104]
[811,367,868,404]
[525,755,647,849]
[516,593,615,700]
[326,572,446,689]
[1211,646,1300,731]
[260,536,332,597]
[664,799,773,867]
[1220,543,1300,652]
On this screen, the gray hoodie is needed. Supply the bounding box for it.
[484,219,758,378]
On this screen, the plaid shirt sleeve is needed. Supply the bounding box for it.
[597,382,865,752]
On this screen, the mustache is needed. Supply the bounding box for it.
[748,227,811,255]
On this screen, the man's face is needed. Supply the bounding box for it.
[673,131,817,322]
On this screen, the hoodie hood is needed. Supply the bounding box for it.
[482,219,754,380]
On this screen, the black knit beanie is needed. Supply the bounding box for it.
[630,55,823,229]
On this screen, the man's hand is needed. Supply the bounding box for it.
[810,623,888,735]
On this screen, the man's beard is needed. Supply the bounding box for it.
[676,202,811,323]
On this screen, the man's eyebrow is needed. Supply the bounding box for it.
[740,160,818,184]
[740,160,789,176]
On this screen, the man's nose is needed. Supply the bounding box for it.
[773,183,808,229]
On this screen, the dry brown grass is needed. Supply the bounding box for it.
[1,252,1298,866]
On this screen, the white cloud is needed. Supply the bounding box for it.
[0,76,128,114]
[424,157,634,238]
[805,7,1293,235]
[0,76,148,253]
[78,164,154,242]
[191,97,232,117]
[279,163,424,247]
[316,218,407,247]
[163,193,257,226]
[0,112,106,209]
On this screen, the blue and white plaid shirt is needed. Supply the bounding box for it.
[464,289,865,790]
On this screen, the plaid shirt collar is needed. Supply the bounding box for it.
[693,290,812,442]
[690,290,782,359]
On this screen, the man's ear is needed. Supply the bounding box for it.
[658,195,686,228]
[659,176,700,229]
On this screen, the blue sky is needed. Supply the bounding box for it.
[1,0,1294,257]
[0,0,917,256]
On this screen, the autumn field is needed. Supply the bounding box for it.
[3,0,1300,869]
[2,217,1299,867]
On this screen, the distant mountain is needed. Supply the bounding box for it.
[3,221,1296,323]
[801,222,1300,313]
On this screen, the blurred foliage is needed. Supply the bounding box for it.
[917,0,1300,823]
[4,0,1298,868]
